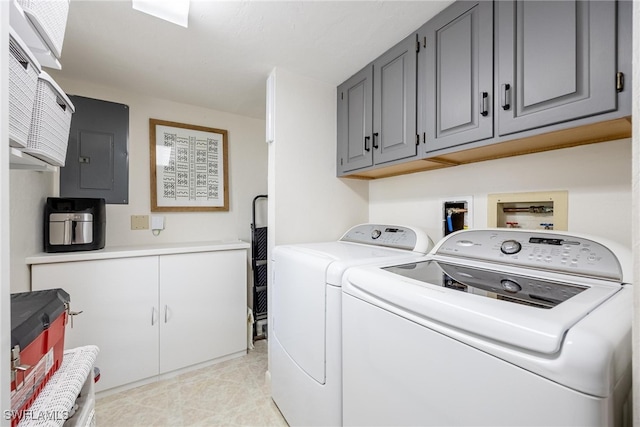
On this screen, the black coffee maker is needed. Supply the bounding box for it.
[44,197,106,253]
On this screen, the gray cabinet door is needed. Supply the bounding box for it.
[373,35,418,165]
[420,1,493,154]
[496,0,617,136]
[337,66,373,174]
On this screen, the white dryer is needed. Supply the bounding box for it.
[342,229,633,427]
[269,224,433,426]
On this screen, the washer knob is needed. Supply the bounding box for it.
[500,239,522,255]
[501,279,522,293]
[371,229,382,239]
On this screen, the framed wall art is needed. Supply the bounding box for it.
[150,119,229,212]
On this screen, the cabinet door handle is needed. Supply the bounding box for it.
[501,84,511,110]
[480,92,489,117]
[616,72,625,92]
[164,305,169,323]
[372,133,379,149]
[151,307,157,326]
[364,136,371,152]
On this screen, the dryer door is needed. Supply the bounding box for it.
[272,247,333,384]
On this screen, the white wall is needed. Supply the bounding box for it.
[369,139,632,249]
[268,68,368,247]
[9,77,268,292]
[9,171,54,293]
[631,0,639,423]
[266,68,368,376]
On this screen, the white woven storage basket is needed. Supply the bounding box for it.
[9,28,41,148]
[23,71,75,167]
[17,0,70,59]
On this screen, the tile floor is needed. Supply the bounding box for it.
[95,340,288,426]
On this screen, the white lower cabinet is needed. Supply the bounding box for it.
[158,251,247,374]
[31,248,248,393]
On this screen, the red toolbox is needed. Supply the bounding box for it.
[10,289,70,426]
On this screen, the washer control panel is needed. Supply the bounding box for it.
[341,224,432,253]
[435,229,623,281]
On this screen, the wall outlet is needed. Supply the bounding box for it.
[131,215,149,230]
[151,215,164,231]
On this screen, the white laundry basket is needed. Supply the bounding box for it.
[23,71,75,167]
[17,0,70,59]
[9,29,41,148]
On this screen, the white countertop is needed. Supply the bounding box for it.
[26,240,251,265]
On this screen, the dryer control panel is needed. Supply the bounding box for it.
[435,229,624,281]
[341,224,432,253]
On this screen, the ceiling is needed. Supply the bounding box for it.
[49,0,454,119]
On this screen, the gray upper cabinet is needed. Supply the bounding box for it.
[337,34,417,175]
[420,1,494,153]
[337,67,373,174]
[372,35,418,165]
[496,0,617,136]
[336,0,630,179]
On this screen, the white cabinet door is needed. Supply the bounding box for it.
[32,257,160,392]
[158,250,247,373]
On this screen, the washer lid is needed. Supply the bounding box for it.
[277,241,430,286]
[343,260,623,355]
[385,260,589,309]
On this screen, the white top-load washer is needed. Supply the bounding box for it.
[342,228,632,427]
[270,224,434,426]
